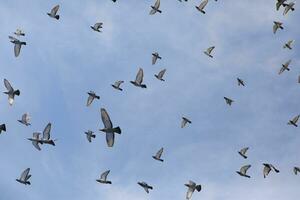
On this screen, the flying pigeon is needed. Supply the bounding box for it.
[99,108,121,147]
[204,46,215,58]
[236,165,251,178]
[288,114,299,127]
[130,68,147,88]
[91,23,103,32]
[111,80,124,91]
[152,147,164,162]
[273,21,283,34]
[152,52,162,65]
[237,78,245,86]
[279,59,292,74]
[195,0,208,14]
[96,170,112,184]
[9,36,26,57]
[224,97,234,106]
[283,40,294,50]
[185,180,201,200]
[155,69,166,81]
[28,132,41,151]
[138,181,153,193]
[283,2,295,15]
[28,123,56,150]
[87,91,100,106]
[149,0,161,15]
[3,79,20,105]
[238,147,249,159]
[263,163,280,178]
[16,168,31,185]
[14,29,25,36]
[181,117,191,128]
[276,0,288,10]
[18,113,31,126]
[0,124,6,134]
[85,130,96,143]
[47,5,60,20]
[294,167,300,175]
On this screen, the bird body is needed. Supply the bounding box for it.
[85,130,96,142]
[283,40,294,50]
[224,97,234,106]
[152,52,161,65]
[181,117,192,128]
[91,23,103,32]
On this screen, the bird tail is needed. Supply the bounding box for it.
[0,124,6,132]
[14,90,20,96]
[195,185,202,192]
[95,95,100,99]
[148,186,153,190]
[55,15,60,20]
[113,127,121,134]
[91,135,96,138]
[157,9,162,13]
[141,84,147,88]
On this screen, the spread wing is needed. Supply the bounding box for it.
[273,24,278,34]
[154,0,160,8]
[43,123,51,140]
[292,115,300,123]
[4,79,13,92]
[86,134,92,142]
[278,66,286,74]
[51,5,60,15]
[20,168,30,181]
[207,46,215,54]
[32,140,41,150]
[152,53,158,65]
[101,108,113,128]
[155,147,163,158]
[106,132,114,147]
[100,170,110,180]
[9,36,19,42]
[14,43,21,57]
[186,187,194,200]
[94,22,103,29]
[181,118,187,128]
[284,59,291,67]
[87,95,94,106]
[240,165,251,174]
[158,69,166,79]
[114,80,124,87]
[287,40,294,46]
[198,0,208,9]
[263,165,271,177]
[240,147,249,155]
[135,68,144,85]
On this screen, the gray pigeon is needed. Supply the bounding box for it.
[16,168,31,185]
[111,81,124,91]
[91,23,103,32]
[152,147,164,162]
[195,0,208,14]
[0,124,6,134]
[18,113,31,126]
[85,130,96,143]
[28,123,56,150]
[138,181,153,193]
[237,78,245,86]
[236,165,251,178]
[238,147,249,159]
[152,52,161,65]
[273,21,284,34]
[185,180,201,200]
[283,2,295,15]
[99,108,121,147]
[3,79,20,105]
[263,163,280,178]
[204,46,215,58]
[224,97,234,106]
[9,36,26,57]
[130,68,147,88]
[87,91,100,106]
[14,29,25,36]
[47,5,60,20]
[283,40,294,50]
[149,0,161,15]
[96,170,112,184]
[155,69,166,81]
[288,115,299,127]
[294,167,300,175]
[279,59,292,74]
[181,117,191,128]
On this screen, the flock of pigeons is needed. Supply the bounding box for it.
[1,0,298,199]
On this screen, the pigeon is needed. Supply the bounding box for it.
[283,40,294,50]
[138,182,153,193]
[0,124,6,134]
[152,147,164,162]
[276,0,288,10]
[185,181,202,200]
[39,123,56,146]
[14,29,25,36]
[195,0,208,14]
[91,23,103,32]
[288,115,299,127]
[47,5,60,20]
[237,78,245,86]
[3,79,20,105]
[236,165,251,178]
[149,0,161,15]
[18,113,31,126]
[279,59,292,74]
[224,97,234,106]
[9,36,26,57]
[28,132,41,151]
[273,21,284,34]
[263,163,280,178]
[99,108,121,147]
[155,69,166,81]
[181,117,192,128]
[87,91,100,106]
[16,168,31,185]
[96,170,112,184]
[85,130,96,142]
[238,147,249,159]
[130,68,147,88]
[283,2,295,15]
[294,167,300,175]
[152,52,162,65]
[204,46,215,58]
[111,81,124,91]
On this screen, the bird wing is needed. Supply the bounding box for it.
[285,59,291,67]
[14,43,21,57]
[186,187,194,200]
[181,118,187,128]
[198,0,208,9]
[240,147,249,155]
[287,40,294,46]
[149,9,156,15]
[43,123,51,140]
[292,115,300,123]
[115,80,124,87]
[263,165,271,177]
[143,185,149,193]
[86,133,92,142]
[87,95,94,106]
[33,132,40,139]
[106,132,115,147]
[4,79,13,92]
[283,5,291,15]
[278,66,286,74]
[51,5,60,15]
[294,167,300,175]
[240,165,251,174]
[101,108,113,128]
[32,140,41,150]
[20,168,30,181]
[152,53,158,65]
[9,36,19,42]
[100,170,110,180]
[155,147,163,158]
[158,69,166,79]
[154,0,160,8]
[94,22,103,29]
[22,113,27,122]
[273,24,278,34]
[207,46,215,54]
[135,68,144,85]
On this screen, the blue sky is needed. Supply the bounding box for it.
[0,0,299,199]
